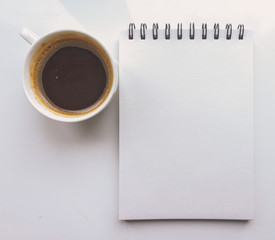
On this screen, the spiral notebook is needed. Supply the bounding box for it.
[119,23,254,220]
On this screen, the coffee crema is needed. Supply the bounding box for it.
[30,33,113,116]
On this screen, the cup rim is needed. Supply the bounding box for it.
[22,29,117,122]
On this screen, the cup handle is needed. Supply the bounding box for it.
[20,27,39,45]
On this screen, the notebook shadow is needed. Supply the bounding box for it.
[122,218,250,227]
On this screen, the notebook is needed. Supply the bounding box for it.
[119,23,254,220]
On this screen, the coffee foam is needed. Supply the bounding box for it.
[30,33,113,117]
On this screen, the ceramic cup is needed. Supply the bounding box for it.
[20,27,118,122]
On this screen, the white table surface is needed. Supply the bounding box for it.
[1,0,275,239]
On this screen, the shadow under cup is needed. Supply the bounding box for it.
[29,32,113,117]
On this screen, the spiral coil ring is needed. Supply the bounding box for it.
[152,23,159,40]
[214,23,219,39]
[202,23,207,39]
[140,23,147,40]
[238,24,244,40]
[129,23,245,40]
[177,23,182,39]
[128,23,135,40]
[165,23,171,39]
[189,23,195,39]
[226,24,232,40]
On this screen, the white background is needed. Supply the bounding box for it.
[0,0,275,239]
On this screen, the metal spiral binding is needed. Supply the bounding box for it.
[140,23,147,40]
[177,23,182,39]
[152,23,159,40]
[128,23,135,40]
[238,24,244,40]
[189,23,195,39]
[165,24,170,39]
[128,23,245,40]
[202,23,207,39]
[214,23,219,39]
[226,24,232,40]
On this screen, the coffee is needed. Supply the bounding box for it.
[30,33,113,116]
[42,46,107,110]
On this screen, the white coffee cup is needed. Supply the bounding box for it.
[20,27,118,122]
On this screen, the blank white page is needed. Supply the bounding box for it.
[119,29,253,220]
